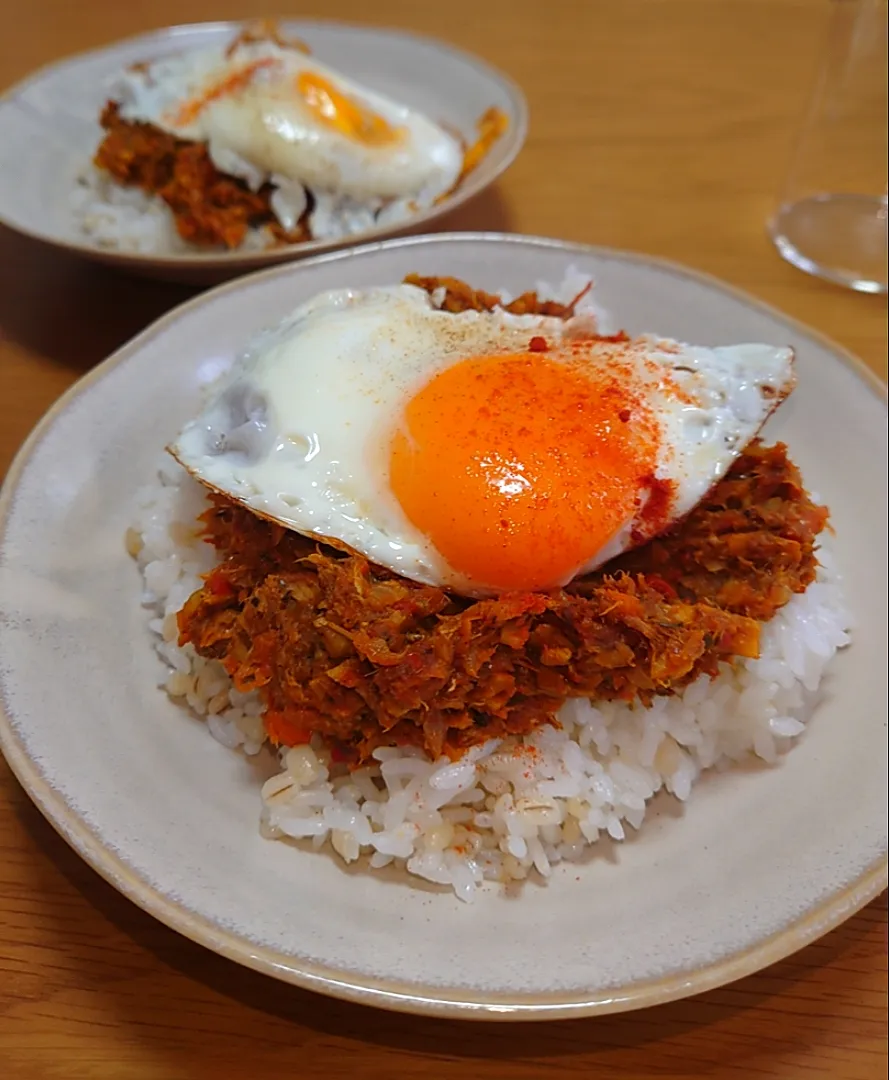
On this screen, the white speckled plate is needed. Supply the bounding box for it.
[0,235,886,1020]
[0,22,526,285]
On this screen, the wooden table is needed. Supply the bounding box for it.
[1,1,886,1077]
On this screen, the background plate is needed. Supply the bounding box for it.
[0,22,527,284]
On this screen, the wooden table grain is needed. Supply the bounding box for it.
[1,1,886,1077]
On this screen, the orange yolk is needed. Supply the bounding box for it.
[296,72,401,146]
[389,352,659,591]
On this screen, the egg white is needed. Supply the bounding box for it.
[170,284,795,596]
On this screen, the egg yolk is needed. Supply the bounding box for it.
[296,72,401,146]
[389,352,659,591]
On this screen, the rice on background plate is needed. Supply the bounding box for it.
[128,271,851,902]
[70,163,426,256]
[71,167,276,255]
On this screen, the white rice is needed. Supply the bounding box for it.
[128,277,850,901]
[71,162,435,255]
[71,166,275,255]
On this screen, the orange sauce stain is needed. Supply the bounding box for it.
[172,57,279,127]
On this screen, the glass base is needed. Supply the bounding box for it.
[768,193,888,295]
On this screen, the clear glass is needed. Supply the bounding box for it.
[769,0,888,294]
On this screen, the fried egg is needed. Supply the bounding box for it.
[109,38,463,207]
[170,283,795,596]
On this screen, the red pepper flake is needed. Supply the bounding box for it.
[647,574,678,599]
[528,335,548,353]
[264,710,312,747]
[206,568,236,598]
[618,408,632,423]
[630,474,677,545]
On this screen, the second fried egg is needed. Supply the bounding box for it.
[110,38,464,205]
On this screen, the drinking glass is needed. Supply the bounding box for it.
[769,0,887,294]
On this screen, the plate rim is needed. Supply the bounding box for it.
[0,19,529,269]
[1,232,886,1020]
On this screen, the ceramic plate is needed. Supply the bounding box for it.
[0,235,886,1020]
[0,23,526,285]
